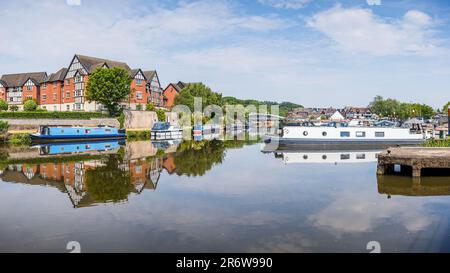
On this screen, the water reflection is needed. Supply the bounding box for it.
[378,175,450,197]
[0,139,255,208]
[267,149,382,164]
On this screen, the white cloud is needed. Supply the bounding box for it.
[66,0,81,6]
[307,5,438,56]
[366,0,381,6]
[259,0,311,9]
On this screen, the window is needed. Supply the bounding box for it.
[42,95,47,100]
[136,79,142,86]
[27,86,32,91]
[303,131,308,136]
[340,131,350,137]
[356,154,366,160]
[53,93,57,100]
[66,91,70,98]
[341,154,350,160]
[85,129,91,134]
[66,105,70,111]
[322,131,327,137]
[356,131,366,137]
[136,165,142,174]
[375,132,385,138]
[43,83,47,89]
[66,79,70,85]
[136,92,142,100]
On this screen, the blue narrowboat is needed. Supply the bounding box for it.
[30,126,126,143]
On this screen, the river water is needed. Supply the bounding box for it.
[0,139,449,253]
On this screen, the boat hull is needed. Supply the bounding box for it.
[30,134,126,144]
[263,136,424,151]
[150,130,183,140]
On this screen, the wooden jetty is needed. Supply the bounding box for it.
[377,147,450,177]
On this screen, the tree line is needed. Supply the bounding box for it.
[369,95,448,120]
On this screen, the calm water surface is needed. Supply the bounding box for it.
[0,140,449,253]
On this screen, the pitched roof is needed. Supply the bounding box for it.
[168,81,200,92]
[76,54,131,73]
[0,79,7,87]
[129,69,141,78]
[0,72,47,87]
[47,68,68,82]
[143,70,156,81]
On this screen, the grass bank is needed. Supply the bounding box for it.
[126,129,151,140]
[424,139,450,147]
[0,111,110,119]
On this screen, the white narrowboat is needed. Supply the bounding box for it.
[265,123,426,148]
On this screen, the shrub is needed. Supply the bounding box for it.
[8,133,31,146]
[146,103,155,111]
[0,121,9,133]
[9,105,18,112]
[126,130,151,139]
[136,104,143,111]
[0,99,8,111]
[0,111,109,119]
[156,109,166,122]
[23,99,38,111]
[118,112,125,129]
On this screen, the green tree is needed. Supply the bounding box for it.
[85,155,132,203]
[443,102,450,113]
[23,99,37,111]
[86,67,132,116]
[146,102,155,111]
[156,108,166,121]
[0,99,8,111]
[174,83,223,112]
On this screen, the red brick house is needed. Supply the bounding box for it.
[40,68,68,111]
[163,81,189,109]
[0,72,47,110]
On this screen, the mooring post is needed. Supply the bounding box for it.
[412,167,422,177]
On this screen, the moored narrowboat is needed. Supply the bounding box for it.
[30,126,126,143]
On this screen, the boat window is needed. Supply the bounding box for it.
[322,132,327,137]
[340,131,350,137]
[356,131,366,137]
[85,145,91,149]
[105,129,112,133]
[303,131,308,136]
[61,130,64,133]
[322,155,327,160]
[85,129,91,134]
[375,132,385,137]
[77,130,80,133]
[341,154,350,160]
[356,154,366,159]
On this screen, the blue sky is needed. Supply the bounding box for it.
[0,0,449,108]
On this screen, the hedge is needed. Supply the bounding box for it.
[0,111,110,119]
